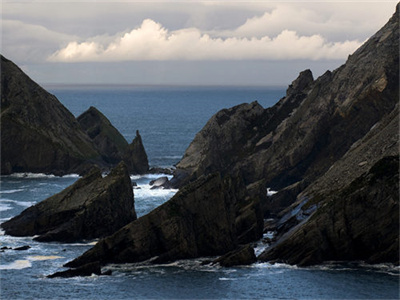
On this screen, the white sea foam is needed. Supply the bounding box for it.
[130,173,173,181]
[0,203,12,212]
[0,260,32,270]
[26,255,64,261]
[267,188,278,196]
[0,199,35,208]
[0,189,25,194]
[135,185,178,199]
[9,173,79,179]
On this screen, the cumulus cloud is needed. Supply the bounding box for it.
[48,18,361,62]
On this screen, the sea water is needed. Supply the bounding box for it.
[0,86,398,299]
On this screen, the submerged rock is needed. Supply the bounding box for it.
[1,162,136,242]
[47,261,102,278]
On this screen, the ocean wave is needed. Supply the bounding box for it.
[0,203,12,212]
[0,189,25,194]
[26,255,64,261]
[0,199,35,208]
[135,185,178,199]
[0,260,32,270]
[130,173,173,181]
[8,173,80,179]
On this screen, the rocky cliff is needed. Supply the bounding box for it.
[259,156,399,266]
[64,172,240,268]
[1,162,136,242]
[1,56,149,175]
[172,4,399,266]
[77,108,149,174]
[1,55,101,175]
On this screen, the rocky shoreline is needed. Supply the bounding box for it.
[1,4,398,277]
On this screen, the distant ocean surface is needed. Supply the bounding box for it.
[0,85,398,299]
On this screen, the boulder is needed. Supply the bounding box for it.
[149,176,171,189]
[213,244,256,267]
[1,162,136,242]
[64,173,240,268]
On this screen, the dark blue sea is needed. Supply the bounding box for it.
[1,86,399,299]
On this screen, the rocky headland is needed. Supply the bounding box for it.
[1,56,149,175]
[1,162,137,242]
[3,4,398,276]
[64,4,398,269]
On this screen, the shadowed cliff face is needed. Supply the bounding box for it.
[65,172,240,268]
[1,55,101,175]
[1,56,149,175]
[174,5,398,193]
[170,4,399,266]
[259,156,399,266]
[77,109,149,174]
[1,162,136,242]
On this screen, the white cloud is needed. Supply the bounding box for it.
[2,19,77,62]
[48,18,361,62]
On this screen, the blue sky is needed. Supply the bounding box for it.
[1,1,397,86]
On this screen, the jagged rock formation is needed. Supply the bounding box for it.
[78,108,149,174]
[65,173,239,268]
[122,130,149,174]
[171,4,399,266]
[46,4,398,272]
[1,56,149,175]
[1,162,136,242]
[77,106,130,165]
[259,156,399,266]
[1,55,101,175]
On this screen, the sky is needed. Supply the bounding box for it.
[1,1,397,86]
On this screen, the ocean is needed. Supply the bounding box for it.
[0,85,398,299]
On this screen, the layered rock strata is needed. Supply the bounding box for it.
[65,172,240,268]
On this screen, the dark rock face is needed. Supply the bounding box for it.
[0,55,101,175]
[77,106,130,165]
[259,156,399,266]
[122,130,149,174]
[173,4,398,194]
[213,244,256,267]
[78,109,149,174]
[65,173,241,268]
[47,262,102,278]
[170,5,399,267]
[1,56,149,175]
[1,162,136,242]
[150,176,171,189]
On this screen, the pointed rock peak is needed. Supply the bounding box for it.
[286,69,314,96]
[108,161,129,178]
[78,106,110,125]
[123,129,149,174]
